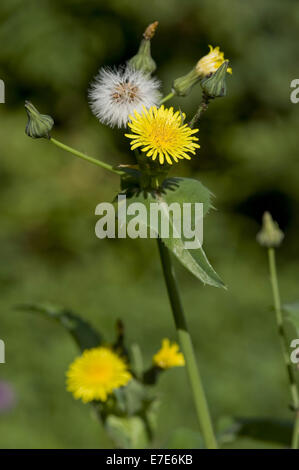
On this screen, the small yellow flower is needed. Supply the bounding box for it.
[125,105,200,165]
[66,347,132,403]
[196,45,232,77]
[153,339,185,369]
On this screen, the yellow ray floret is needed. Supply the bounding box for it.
[125,105,200,165]
[196,45,232,77]
[66,347,132,403]
[153,338,185,369]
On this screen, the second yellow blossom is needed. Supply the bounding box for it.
[153,339,185,369]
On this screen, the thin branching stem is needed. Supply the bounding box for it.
[189,93,211,128]
[50,137,124,176]
[160,91,175,105]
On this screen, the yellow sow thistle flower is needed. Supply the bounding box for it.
[66,347,132,403]
[125,105,200,165]
[196,45,232,77]
[153,338,185,369]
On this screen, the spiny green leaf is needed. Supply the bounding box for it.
[116,177,224,288]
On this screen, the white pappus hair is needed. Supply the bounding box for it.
[88,66,161,128]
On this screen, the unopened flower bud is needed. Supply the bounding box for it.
[25,101,54,139]
[201,61,229,98]
[172,45,231,97]
[128,21,158,75]
[172,68,199,97]
[256,212,284,248]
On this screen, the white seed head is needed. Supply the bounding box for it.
[89,66,161,128]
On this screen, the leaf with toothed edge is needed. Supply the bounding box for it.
[115,177,224,288]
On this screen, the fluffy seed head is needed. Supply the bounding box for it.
[89,66,161,128]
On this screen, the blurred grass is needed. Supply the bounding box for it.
[0,0,299,448]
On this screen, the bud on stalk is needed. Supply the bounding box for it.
[25,101,54,139]
[257,212,284,248]
[128,21,158,75]
[200,61,229,98]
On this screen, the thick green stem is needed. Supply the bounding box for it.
[160,91,175,105]
[268,248,299,449]
[50,138,124,176]
[157,238,218,449]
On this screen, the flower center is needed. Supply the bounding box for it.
[112,82,140,104]
[86,363,114,384]
[148,122,179,150]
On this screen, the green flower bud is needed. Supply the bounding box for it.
[172,45,232,98]
[25,101,54,139]
[256,212,284,248]
[200,61,229,98]
[128,21,158,75]
[172,68,199,97]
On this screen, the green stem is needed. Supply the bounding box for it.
[268,248,299,449]
[157,238,218,449]
[160,91,175,105]
[50,138,124,176]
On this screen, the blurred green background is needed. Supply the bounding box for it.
[1,0,299,449]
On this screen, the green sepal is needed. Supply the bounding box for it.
[128,39,157,75]
[201,61,229,98]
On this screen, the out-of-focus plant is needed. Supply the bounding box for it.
[18,303,185,449]
[0,381,16,413]
[257,212,299,449]
[24,22,232,449]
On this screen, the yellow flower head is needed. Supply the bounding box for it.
[125,105,200,165]
[66,347,132,403]
[196,45,232,77]
[153,339,185,369]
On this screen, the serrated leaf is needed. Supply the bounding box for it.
[116,177,224,288]
[17,303,101,351]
